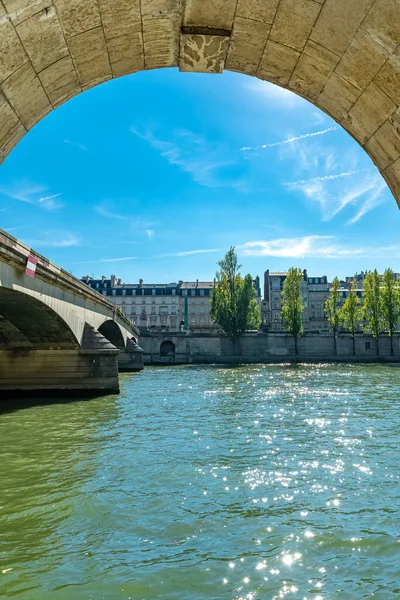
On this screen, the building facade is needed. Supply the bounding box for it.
[81,276,262,334]
[262,269,330,333]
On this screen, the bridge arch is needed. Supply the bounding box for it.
[0,1,399,207]
[98,320,126,350]
[0,287,79,349]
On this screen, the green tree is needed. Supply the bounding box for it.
[281,267,304,355]
[339,279,362,356]
[381,268,400,356]
[210,247,261,344]
[324,276,341,356]
[362,269,383,356]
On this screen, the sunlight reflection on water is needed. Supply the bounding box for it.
[0,363,399,599]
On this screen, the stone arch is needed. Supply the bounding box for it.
[98,320,125,350]
[0,287,79,349]
[0,1,400,206]
[160,340,175,359]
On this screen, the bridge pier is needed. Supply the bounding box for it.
[118,338,144,373]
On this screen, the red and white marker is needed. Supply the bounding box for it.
[25,255,37,278]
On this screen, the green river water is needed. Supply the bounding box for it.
[0,364,399,599]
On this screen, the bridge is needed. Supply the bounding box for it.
[0,228,143,397]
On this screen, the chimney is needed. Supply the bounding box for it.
[139,278,143,286]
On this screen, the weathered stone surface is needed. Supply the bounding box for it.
[107,34,144,78]
[290,40,339,100]
[383,157,400,208]
[1,62,51,129]
[68,27,111,88]
[311,0,375,55]
[53,0,101,39]
[184,0,236,29]
[336,28,390,92]
[0,4,27,84]
[374,52,400,107]
[365,113,400,170]
[142,13,180,69]
[318,72,361,120]
[226,17,269,75]
[140,0,181,17]
[97,0,141,40]
[345,82,397,145]
[363,0,400,54]
[269,0,321,52]
[38,56,80,106]
[16,6,68,73]
[236,0,280,25]
[2,0,51,26]
[258,41,300,86]
[0,93,26,162]
[180,34,230,74]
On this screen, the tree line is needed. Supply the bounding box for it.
[283,267,400,356]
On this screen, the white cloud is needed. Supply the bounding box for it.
[64,139,88,152]
[0,182,63,210]
[131,126,243,189]
[238,235,400,259]
[95,203,126,220]
[26,232,80,248]
[147,229,154,239]
[158,248,220,257]
[241,126,338,151]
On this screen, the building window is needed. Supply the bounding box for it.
[152,289,156,295]
[365,341,371,350]
[200,289,204,296]
[112,289,116,296]
[122,289,126,296]
[172,289,176,295]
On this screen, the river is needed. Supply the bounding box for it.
[0,364,399,599]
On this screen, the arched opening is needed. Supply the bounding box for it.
[0,2,399,207]
[98,320,125,350]
[160,340,176,363]
[0,287,78,349]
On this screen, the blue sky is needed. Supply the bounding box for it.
[1,68,399,283]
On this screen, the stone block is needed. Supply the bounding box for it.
[1,62,51,129]
[2,0,52,26]
[382,157,400,208]
[318,72,361,120]
[53,0,101,38]
[335,28,390,92]
[97,0,141,40]
[345,81,397,145]
[38,56,80,107]
[0,4,27,84]
[290,40,339,100]
[16,6,69,73]
[227,17,270,75]
[142,14,180,69]
[363,0,400,54]
[374,52,400,107]
[140,0,181,17]
[258,40,300,86]
[68,27,111,88]
[107,34,144,78]
[236,0,280,25]
[184,0,236,30]
[0,94,25,162]
[311,0,375,56]
[269,0,321,52]
[365,114,400,170]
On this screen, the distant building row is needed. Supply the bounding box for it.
[81,275,261,333]
[82,270,400,335]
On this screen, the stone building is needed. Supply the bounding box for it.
[81,276,262,334]
[262,269,330,333]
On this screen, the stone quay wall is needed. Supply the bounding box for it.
[140,332,400,365]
